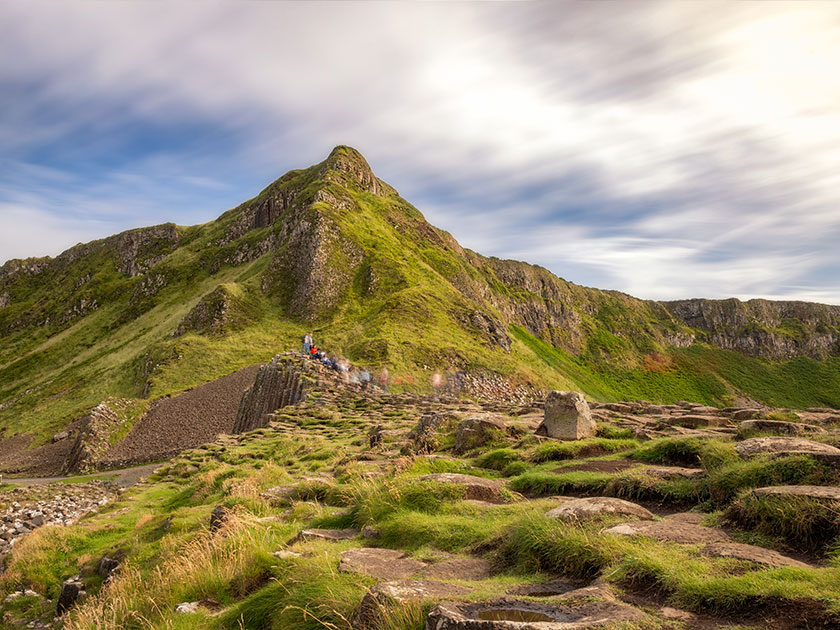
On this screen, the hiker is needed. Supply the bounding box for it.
[379,367,389,392]
[309,345,318,358]
[302,332,313,355]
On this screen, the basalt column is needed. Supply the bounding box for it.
[232,356,308,434]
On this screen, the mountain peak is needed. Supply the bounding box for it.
[320,145,383,195]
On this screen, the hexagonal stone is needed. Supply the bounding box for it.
[702,542,811,569]
[339,548,426,580]
[643,466,705,480]
[739,420,825,436]
[752,485,840,501]
[546,497,654,522]
[603,520,731,544]
[420,557,493,580]
[296,528,360,542]
[426,597,646,629]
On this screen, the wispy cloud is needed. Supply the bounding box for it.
[0,1,838,304]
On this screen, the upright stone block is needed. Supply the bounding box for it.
[536,391,596,440]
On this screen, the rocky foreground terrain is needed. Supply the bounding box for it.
[0,355,839,629]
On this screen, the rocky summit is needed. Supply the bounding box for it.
[0,146,839,630]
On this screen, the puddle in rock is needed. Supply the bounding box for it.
[476,609,561,622]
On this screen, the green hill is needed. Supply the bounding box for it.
[1,146,839,443]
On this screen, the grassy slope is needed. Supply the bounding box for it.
[2,396,840,629]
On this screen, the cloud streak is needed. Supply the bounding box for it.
[0,1,838,304]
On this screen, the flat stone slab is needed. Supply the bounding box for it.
[421,557,493,580]
[354,580,472,630]
[296,528,360,542]
[668,415,728,429]
[339,548,426,580]
[735,437,840,458]
[426,597,646,629]
[752,485,840,501]
[739,420,825,436]
[702,542,811,569]
[419,473,507,503]
[663,512,706,525]
[603,520,731,544]
[546,497,654,522]
[508,578,581,597]
[643,466,705,480]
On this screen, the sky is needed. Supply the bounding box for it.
[1,1,839,305]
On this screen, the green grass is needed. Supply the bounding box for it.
[631,437,738,469]
[724,491,840,553]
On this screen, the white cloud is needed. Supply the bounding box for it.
[0,1,839,304]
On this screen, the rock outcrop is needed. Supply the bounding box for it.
[233,356,311,434]
[664,298,840,360]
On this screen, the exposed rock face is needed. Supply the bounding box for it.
[467,311,511,352]
[537,391,596,440]
[320,145,386,196]
[664,298,840,360]
[175,286,234,337]
[0,292,9,310]
[112,224,179,277]
[261,209,363,321]
[63,400,140,474]
[233,357,310,434]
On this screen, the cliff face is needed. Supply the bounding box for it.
[664,299,840,360]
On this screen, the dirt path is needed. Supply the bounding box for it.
[2,462,161,487]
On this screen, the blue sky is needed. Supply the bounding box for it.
[1,1,839,304]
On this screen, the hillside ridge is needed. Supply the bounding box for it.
[1,145,839,451]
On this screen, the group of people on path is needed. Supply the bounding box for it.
[302,332,349,373]
[301,332,388,390]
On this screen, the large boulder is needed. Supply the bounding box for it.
[752,485,840,501]
[453,415,508,454]
[295,528,361,542]
[702,542,811,569]
[536,391,596,440]
[603,520,731,544]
